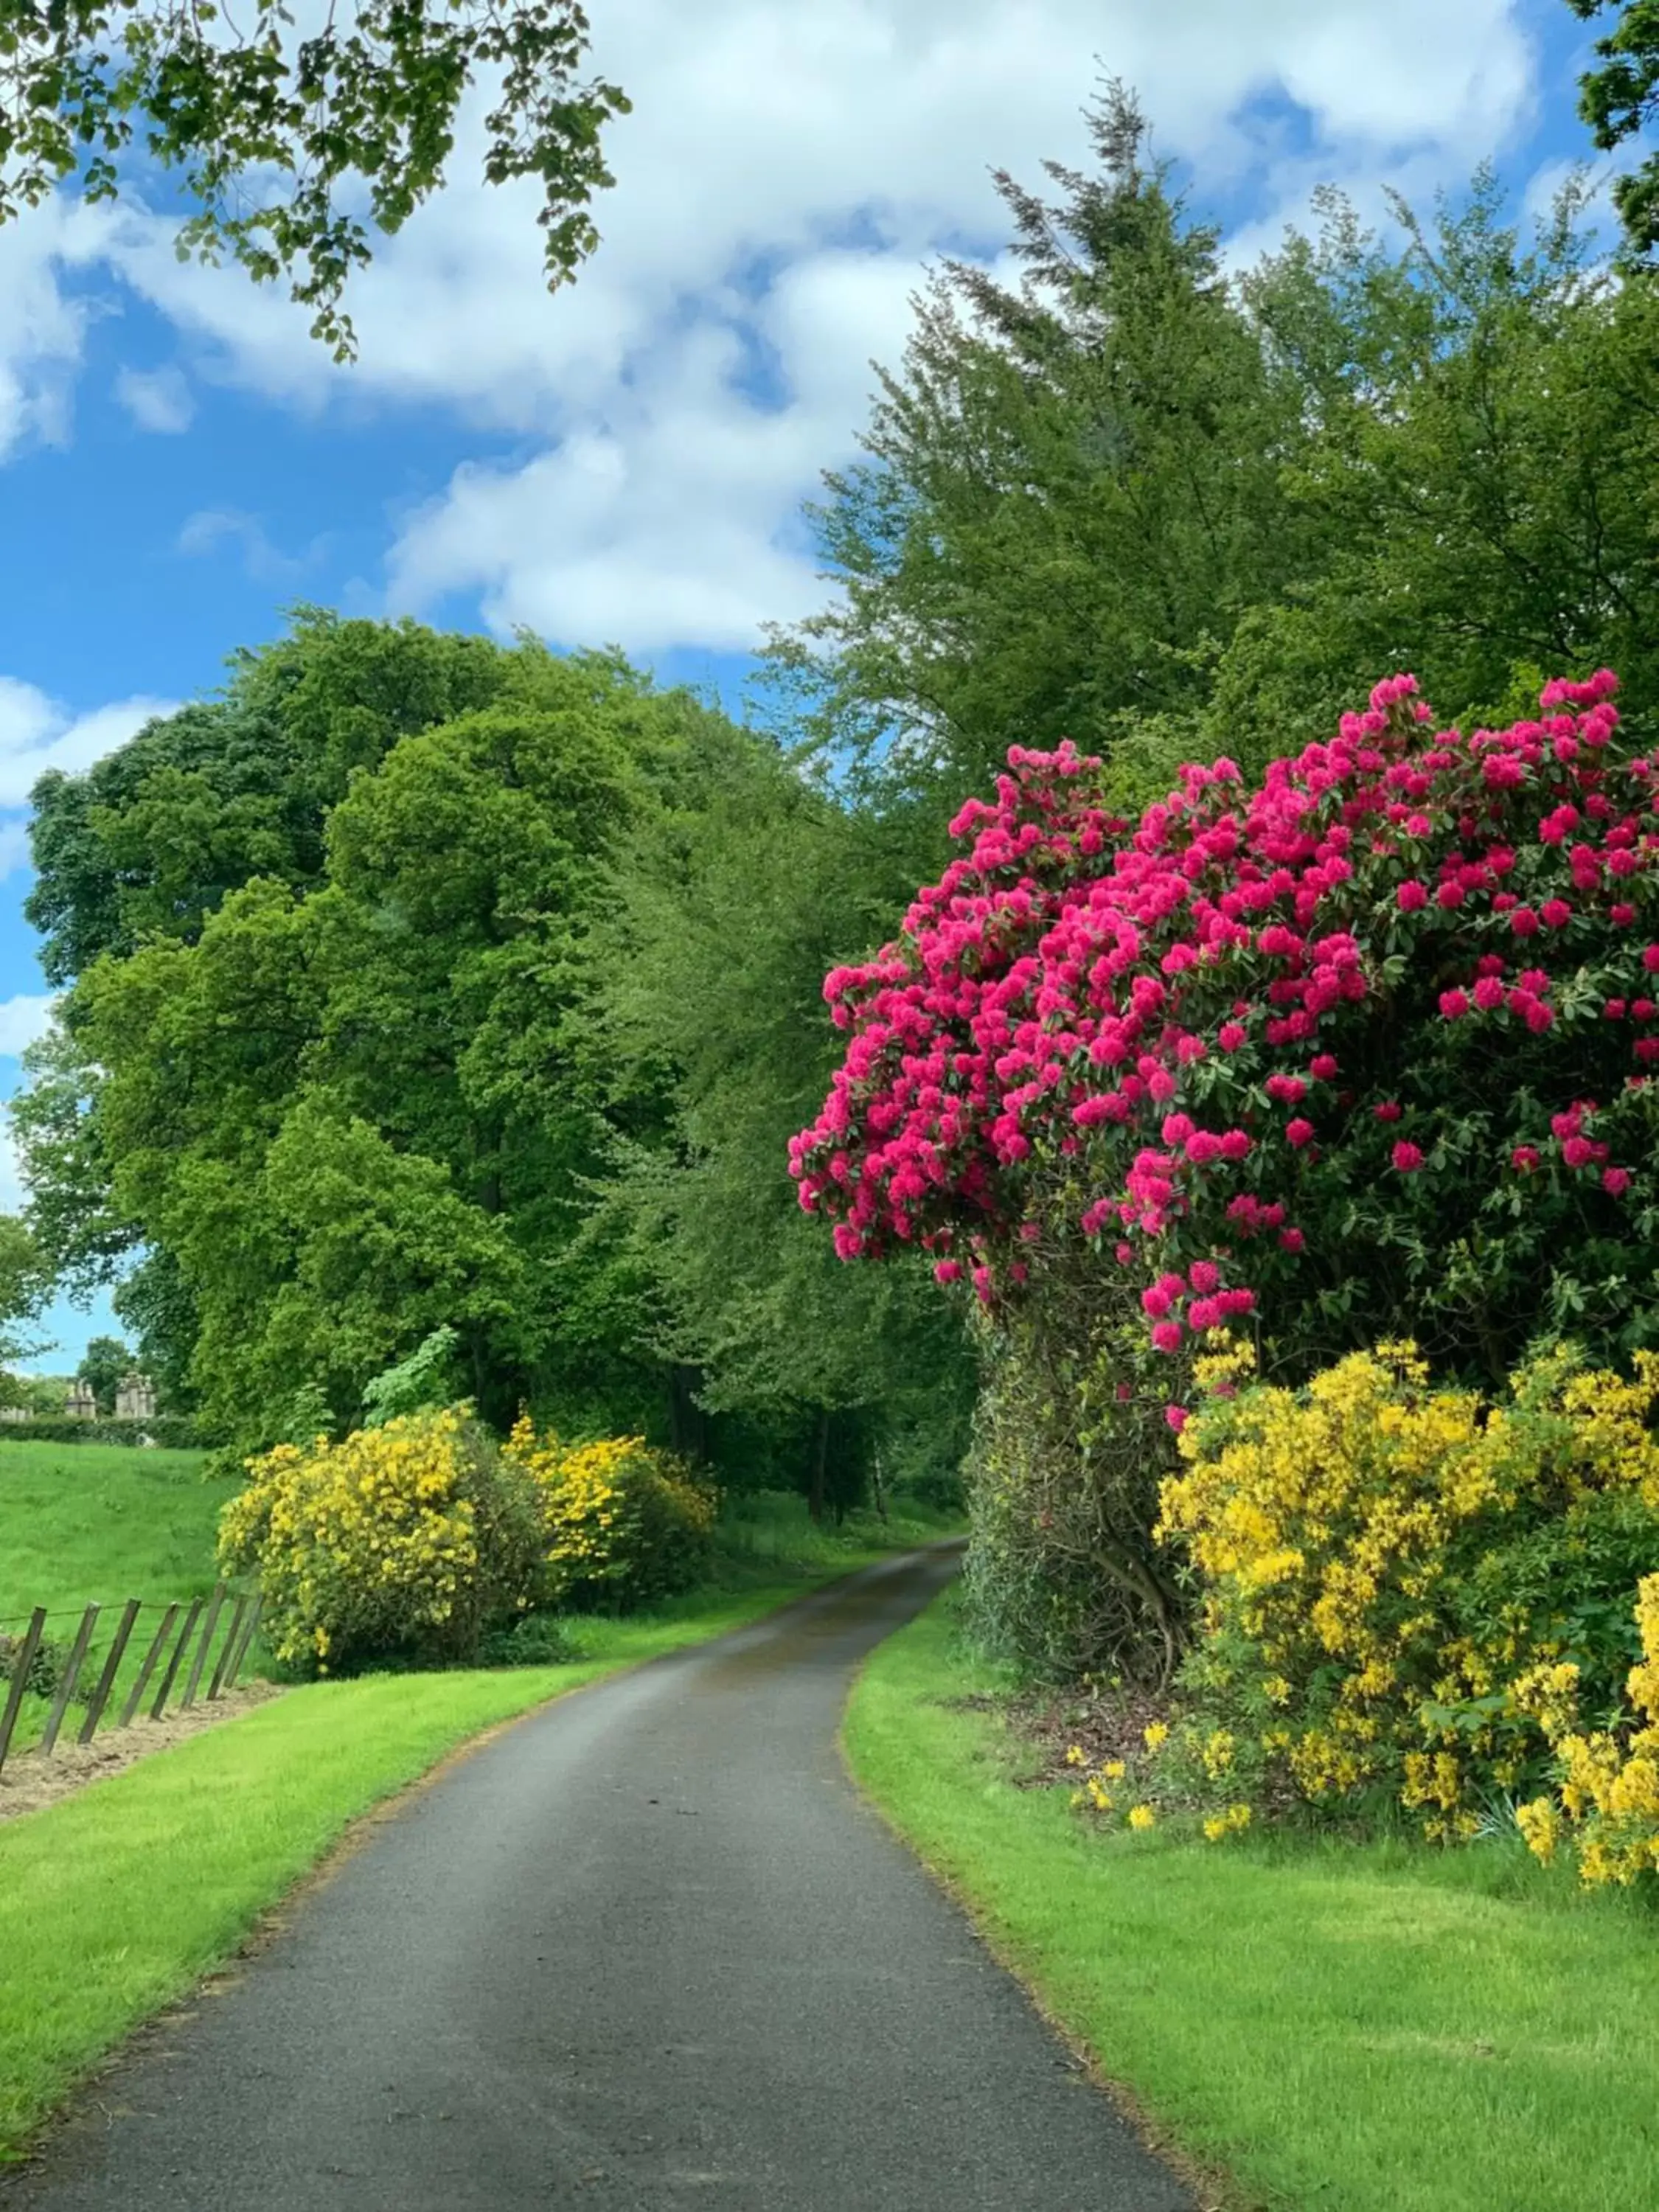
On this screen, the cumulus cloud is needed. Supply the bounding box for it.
[0,994,55,1060]
[367,0,1539,654]
[0,0,1543,651]
[0,195,115,461]
[0,678,178,808]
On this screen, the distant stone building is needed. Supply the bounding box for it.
[114,1373,158,1422]
[64,1380,97,1420]
[0,1405,27,1425]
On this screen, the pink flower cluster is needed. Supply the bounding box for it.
[790,669,1657,1348]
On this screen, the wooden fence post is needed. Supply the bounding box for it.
[40,1603,100,1755]
[149,1599,202,1722]
[119,1604,178,1728]
[180,1584,226,1711]
[206,1596,248,1700]
[0,1608,47,1780]
[78,1599,142,1745]
[223,1596,262,1691]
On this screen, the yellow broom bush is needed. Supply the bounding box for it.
[1155,1338,1659,1848]
[218,1405,543,1673]
[504,1417,717,1608]
[1512,1572,1659,1885]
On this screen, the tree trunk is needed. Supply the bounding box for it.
[808,1407,830,1525]
[669,1365,708,1462]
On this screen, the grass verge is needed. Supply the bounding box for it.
[0,1537,945,2163]
[843,1590,1659,2212]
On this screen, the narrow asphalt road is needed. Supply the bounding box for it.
[4,1547,1194,2212]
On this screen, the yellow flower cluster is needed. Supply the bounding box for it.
[1514,1573,1659,1885]
[1202,1804,1253,1844]
[1158,1338,1659,1842]
[503,1416,717,1607]
[218,1407,538,1671]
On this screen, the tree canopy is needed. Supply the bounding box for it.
[765,96,1658,835]
[15,611,971,1504]
[0,0,628,357]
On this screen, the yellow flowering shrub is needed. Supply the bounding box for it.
[1156,1338,1659,1842]
[1513,1573,1659,1885]
[504,1418,717,1607]
[218,1405,543,1673]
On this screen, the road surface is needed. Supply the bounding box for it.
[4,1545,1194,2211]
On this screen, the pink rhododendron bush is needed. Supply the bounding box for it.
[791,670,1659,1674]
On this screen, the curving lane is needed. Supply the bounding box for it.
[3,1546,1193,2211]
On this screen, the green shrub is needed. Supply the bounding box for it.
[961,1285,1185,1685]
[475,1613,586,1668]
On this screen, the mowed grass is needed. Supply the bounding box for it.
[0,1549,940,2163]
[844,1592,1659,2212]
[0,1441,235,1622]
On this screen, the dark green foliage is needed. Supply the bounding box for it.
[24,611,526,987]
[0,1415,201,1449]
[585,709,977,1511]
[0,1,628,359]
[475,1613,586,1668]
[1236,171,1659,755]
[768,110,1659,825]
[17,611,970,1511]
[1566,0,1659,262]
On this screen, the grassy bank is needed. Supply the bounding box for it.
[844,1590,1659,2212]
[0,1442,244,1763]
[0,1441,231,1622]
[0,1523,952,2163]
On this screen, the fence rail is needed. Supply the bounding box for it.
[0,1585,262,1780]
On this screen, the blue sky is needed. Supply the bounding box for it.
[0,0,1640,1373]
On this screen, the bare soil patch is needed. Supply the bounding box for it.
[999,1677,1174,1789]
[0,1683,287,1823]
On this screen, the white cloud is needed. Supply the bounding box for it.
[0,1123,24,1213]
[0,678,178,808]
[177,507,308,584]
[365,0,1540,654]
[0,0,1543,647]
[0,994,54,1060]
[0,195,116,461]
[115,363,195,434]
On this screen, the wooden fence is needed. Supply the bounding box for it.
[0,1585,262,1780]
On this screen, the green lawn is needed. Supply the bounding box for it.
[0,1441,234,1624]
[0,1441,246,1761]
[844,1590,1659,2212]
[0,1517,956,2162]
